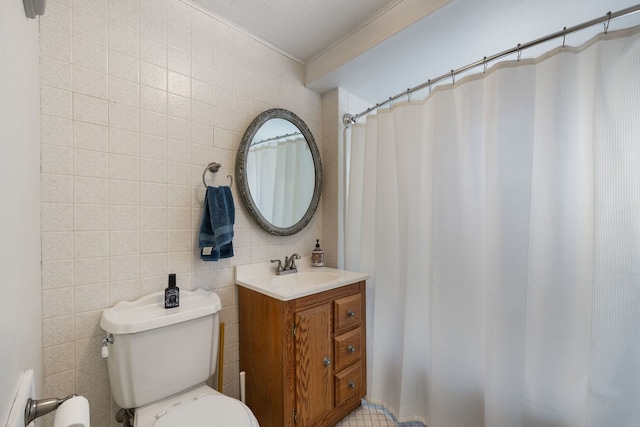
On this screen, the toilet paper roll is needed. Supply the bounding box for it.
[53,396,90,427]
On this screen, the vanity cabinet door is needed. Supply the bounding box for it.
[295,304,333,426]
[239,281,366,427]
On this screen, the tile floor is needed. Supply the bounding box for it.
[336,400,426,427]
[336,405,397,426]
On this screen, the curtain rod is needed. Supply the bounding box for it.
[343,4,640,128]
[251,131,303,147]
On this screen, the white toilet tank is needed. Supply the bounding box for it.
[100,289,222,409]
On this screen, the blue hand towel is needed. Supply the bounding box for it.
[199,186,235,261]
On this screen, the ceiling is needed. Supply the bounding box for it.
[189,0,452,104]
[191,0,399,62]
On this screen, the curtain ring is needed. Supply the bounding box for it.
[562,27,567,48]
[428,79,432,94]
[483,56,488,74]
[604,11,611,34]
[389,97,393,108]
[451,70,455,85]
[517,43,522,61]
[407,88,411,102]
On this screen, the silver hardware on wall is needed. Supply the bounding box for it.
[202,161,233,187]
[24,394,75,426]
[23,0,47,18]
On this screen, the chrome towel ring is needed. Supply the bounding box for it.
[202,162,232,187]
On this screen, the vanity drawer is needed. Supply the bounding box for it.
[334,363,362,406]
[334,294,361,334]
[334,328,361,371]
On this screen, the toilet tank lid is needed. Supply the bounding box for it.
[100,289,222,334]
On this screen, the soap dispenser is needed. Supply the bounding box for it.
[312,239,325,267]
[164,273,179,308]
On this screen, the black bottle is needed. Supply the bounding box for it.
[164,273,179,308]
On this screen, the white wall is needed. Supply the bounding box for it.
[38,1,325,425]
[320,88,371,269]
[0,0,43,424]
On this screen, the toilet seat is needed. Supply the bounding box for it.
[133,385,259,427]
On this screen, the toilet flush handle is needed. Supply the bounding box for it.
[101,334,114,359]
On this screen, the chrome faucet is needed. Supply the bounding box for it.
[270,259,284,274]
[271,253,301,275]
[284,253,301,271]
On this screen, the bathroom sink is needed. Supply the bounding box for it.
[269,271,342,289]
[235,257,368,301]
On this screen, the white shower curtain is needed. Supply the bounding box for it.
[346,26,640,427]
[247,136,313,227]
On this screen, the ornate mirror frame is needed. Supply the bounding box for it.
[236,108,323,236]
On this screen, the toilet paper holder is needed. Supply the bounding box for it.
[24,394,76,426]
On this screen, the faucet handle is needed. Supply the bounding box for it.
[289,253,301,270]
[270,259,283,272]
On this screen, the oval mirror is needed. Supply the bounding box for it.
[236,108,323,236]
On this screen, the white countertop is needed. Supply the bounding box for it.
[235,257,368,301]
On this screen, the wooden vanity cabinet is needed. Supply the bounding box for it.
[239,281,366,427]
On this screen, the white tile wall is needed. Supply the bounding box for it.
[39,1,327,426]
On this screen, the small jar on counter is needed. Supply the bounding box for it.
[311,239,324,267]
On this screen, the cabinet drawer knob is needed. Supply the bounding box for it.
[348,381,356,389]
[347,345,356,353]
[323,357,331,367]
[347,310,356,318]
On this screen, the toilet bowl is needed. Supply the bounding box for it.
[100,289,258,426]
[133,385,258,427]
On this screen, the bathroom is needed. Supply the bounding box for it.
[2,0,640,426]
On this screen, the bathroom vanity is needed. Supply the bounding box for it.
[236,261,368,427]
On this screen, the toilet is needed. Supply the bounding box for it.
[100,289,259,427]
